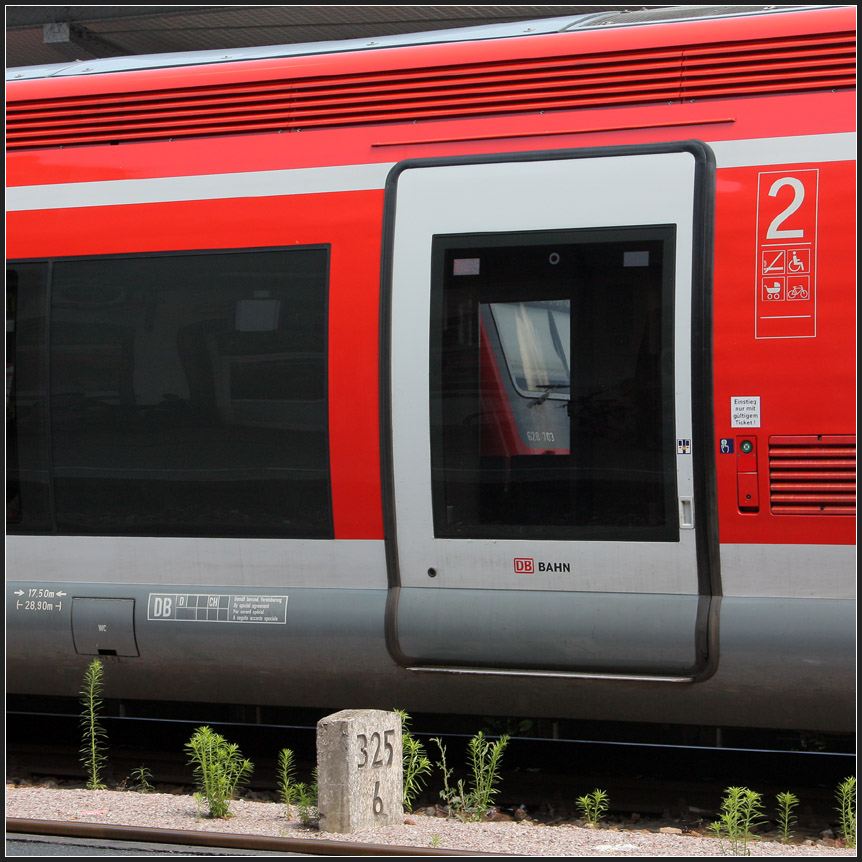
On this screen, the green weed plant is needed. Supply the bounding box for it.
[79,658,108,790]
[576,788,610,826]
[295,775,319,826]
[836,776,856,848]
[130,765,154,793]
[395,709,432,812]
[774,791,798,844]
[433,731,509,821]
[708,786,765,856]
[276,748,297,814]
[276,747,318,826]
[185,726,253,819]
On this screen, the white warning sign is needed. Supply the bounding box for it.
[731,397,761,428]
[147,593,288,623]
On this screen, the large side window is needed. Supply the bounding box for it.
[430,227,678,541]
[8,247,332,538]
[6,263,51,531]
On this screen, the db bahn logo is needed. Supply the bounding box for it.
[514,557,571,573]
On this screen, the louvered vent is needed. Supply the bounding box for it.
[6,30,855,149]
[769,436,856,515]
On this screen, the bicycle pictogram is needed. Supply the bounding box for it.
[787,278,810,300]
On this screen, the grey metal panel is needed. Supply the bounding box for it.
[4,580,856,731]
[719,543,856,600]
[5,535,387,589]
[394,588,702,673]
[394,595,855,731]
[6,583,392,705]
[6,6,830,80]
[567,5,829,30]
[10,536,852,598]
[4,14,591,80]
[71,597,139,657]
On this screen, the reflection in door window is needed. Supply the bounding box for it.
[489,300,570,398]
[431,227,678,542]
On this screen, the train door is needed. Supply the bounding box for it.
[384,144,717,680]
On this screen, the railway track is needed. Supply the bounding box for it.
[6,819,487,856]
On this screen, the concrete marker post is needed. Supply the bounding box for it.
[317,708,403,833]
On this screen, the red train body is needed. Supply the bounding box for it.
[6,5,856,734]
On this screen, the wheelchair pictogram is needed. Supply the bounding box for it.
[787,249,810,273]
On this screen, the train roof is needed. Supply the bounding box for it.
[7,4,853,152]
[5,5,842,82]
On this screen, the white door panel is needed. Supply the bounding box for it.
[385,144,715,676]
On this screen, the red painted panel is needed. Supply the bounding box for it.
[713,159,856,545]
[327,209,385,541]
[7,190,386,541]
[11,36,851,150]
[6,90,854,189]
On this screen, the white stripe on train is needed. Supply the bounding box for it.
[5,132,855,212]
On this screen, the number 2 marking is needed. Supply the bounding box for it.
[766,177,805,239]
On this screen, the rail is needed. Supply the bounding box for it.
[6,817,495,856]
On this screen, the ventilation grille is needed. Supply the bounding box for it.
[769,436,856,515]
[6,30,856,149]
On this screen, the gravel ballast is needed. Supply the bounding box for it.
[5,785,855,856]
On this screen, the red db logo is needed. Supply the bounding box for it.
[514,558,534,574]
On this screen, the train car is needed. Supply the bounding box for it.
[6,5,856,736]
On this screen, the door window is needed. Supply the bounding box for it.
[430,227,678,541]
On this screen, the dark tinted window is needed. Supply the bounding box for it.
[7,247,332,538]
[430,228,678,541]
[6,263,52,530]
